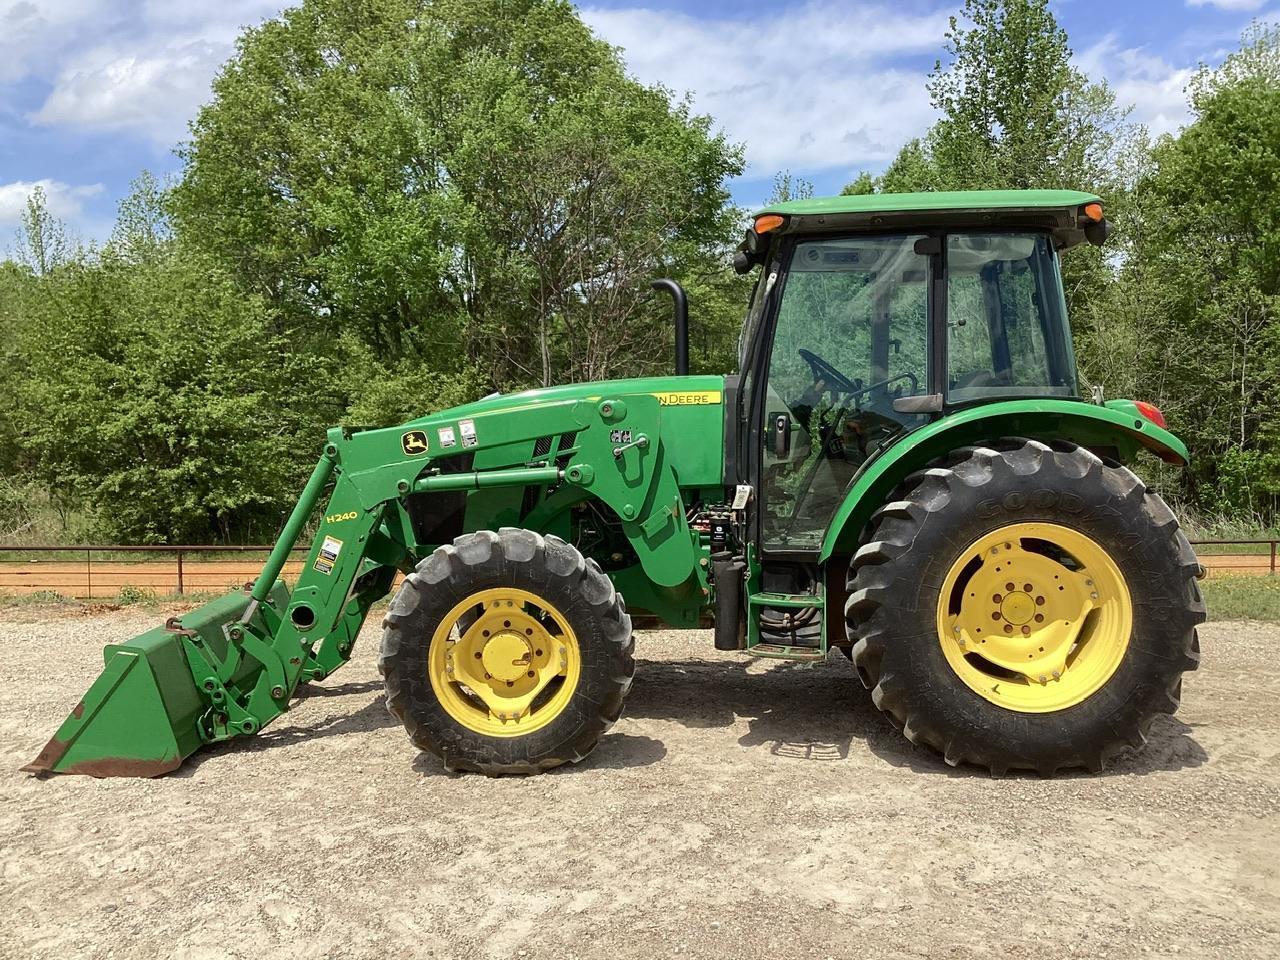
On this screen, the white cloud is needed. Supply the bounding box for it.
[0,0,106,86]
[1077,36,1196,136]
[0,179,104,227]
[582,3,949,181]
[4,0,282,145]
[1186,0,1267,10]
[31,39,235,145]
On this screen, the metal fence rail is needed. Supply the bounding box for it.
[0,538,1276,599]
[0,544,309,598]
[1186,539,1278,576]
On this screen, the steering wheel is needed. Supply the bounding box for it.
[798,348,861,394]
[798,349,920,400]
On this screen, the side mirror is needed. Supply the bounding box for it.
[734,227,769,275]
[770,411,791,458]
[1085,219,1113,247]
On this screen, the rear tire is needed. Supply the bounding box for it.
[846,439,1203,775]
[380,528,634,775]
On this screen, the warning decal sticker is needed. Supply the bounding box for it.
[314,536,343,575]
[437,425,456,448]
[459,419,478,448]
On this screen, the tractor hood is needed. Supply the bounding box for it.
[406,374,728,489]
[436,374,725,421]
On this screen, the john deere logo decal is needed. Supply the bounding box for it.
[401,430,429,456]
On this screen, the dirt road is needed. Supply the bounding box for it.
[1,610,1277,960]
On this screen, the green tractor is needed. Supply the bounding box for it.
[25,189,1203,779]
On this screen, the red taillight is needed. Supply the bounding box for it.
[1134,401,1166,428]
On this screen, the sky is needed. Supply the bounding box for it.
[0,0,1275,244]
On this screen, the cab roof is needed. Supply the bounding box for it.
[754,189,1103,248]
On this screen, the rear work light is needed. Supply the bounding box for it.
[1134,401,1166,428]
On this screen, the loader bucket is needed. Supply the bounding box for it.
[23,581,290,778]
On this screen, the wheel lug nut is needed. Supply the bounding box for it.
[1021,626,1031,636]
[1023,583,1032,592]
[1003,624,1013,634]
[1034,614,1044,623]
[1005,582,1015,592]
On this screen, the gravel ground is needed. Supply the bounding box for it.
[1,608,1277,960]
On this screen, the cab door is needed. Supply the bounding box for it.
[754,234,934,552]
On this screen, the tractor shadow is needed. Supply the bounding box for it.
[407,732,669,779]
[176,679,397,775]
[623,651,1207,777]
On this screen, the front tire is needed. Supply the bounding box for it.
[846,439,1203,775]
[380,528,634,775]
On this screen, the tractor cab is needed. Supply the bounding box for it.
[729,190,1115,644]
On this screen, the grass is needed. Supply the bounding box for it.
[1200,576,1280,622]
[0,588,225,611]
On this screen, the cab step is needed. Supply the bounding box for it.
[747,643,829,662]
[748,590,825,654]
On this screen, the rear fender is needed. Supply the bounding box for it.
[818,399,1189,563]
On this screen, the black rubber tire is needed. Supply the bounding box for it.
[380,528,634,775]
[846,439,1203,775]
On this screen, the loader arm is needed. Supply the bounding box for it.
[25,392,706,777]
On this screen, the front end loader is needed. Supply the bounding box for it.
[25,189,1203,779]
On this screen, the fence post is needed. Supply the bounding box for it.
[1271,540,1277,576]
[177,550,185,596]
[86,549,92,599]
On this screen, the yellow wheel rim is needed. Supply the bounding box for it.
[936,522,1132,713]
[428,587,581,737]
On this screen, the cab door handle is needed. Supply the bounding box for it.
[771,411,791,458]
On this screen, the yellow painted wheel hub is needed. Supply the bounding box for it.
[428,587,581,737]
[936,522,1133,713]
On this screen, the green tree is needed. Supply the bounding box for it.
[170,0,743,392]
[839,172,876,196]
[0,259,29,477]
[10,187,333,542]
[872,0,1145,404]
[766,171,815,204]
[1127,25,1280,521]
[853,1,1140,211]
